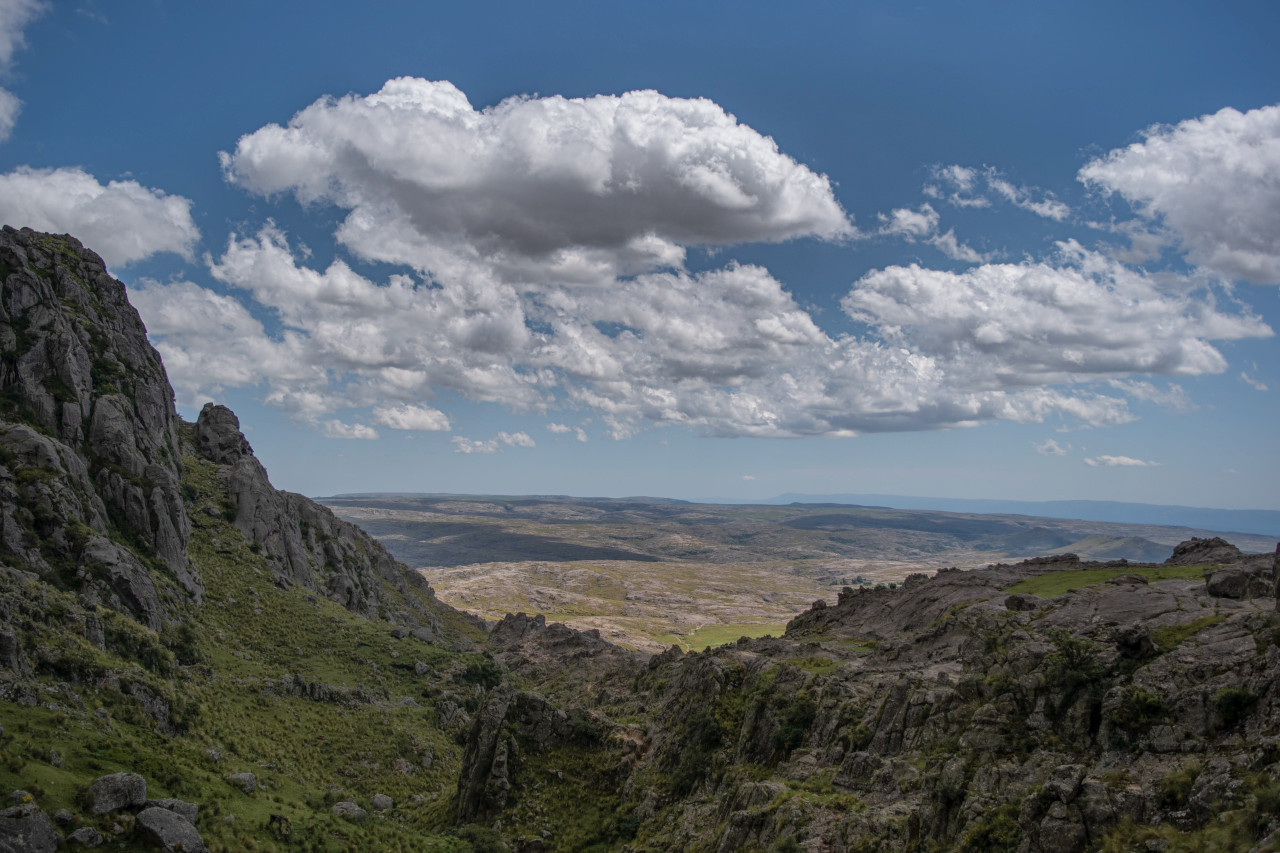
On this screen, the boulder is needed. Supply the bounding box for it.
[135,806,208,852]
[87,772,146,814]
[0,803,59,852]
[371,793,393,811]
[66,826,104,847]
[1206,569,1253,599]
[225,772,256,793]
[332,801,369,822]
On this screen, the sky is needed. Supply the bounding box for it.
[0,0,1277,509]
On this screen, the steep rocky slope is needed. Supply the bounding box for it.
[0,228,486,850]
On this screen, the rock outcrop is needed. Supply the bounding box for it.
[457,539,1280,851]
[0,227,197,627]
[192,402,437,621]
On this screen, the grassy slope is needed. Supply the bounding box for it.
[0,446,491,852]
[1002,563,1210,597]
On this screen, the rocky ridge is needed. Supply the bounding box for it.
[454,539,1280,851]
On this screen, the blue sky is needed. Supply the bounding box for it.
[1,0,1277,509]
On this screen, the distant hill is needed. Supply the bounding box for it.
[743,493,1280,538]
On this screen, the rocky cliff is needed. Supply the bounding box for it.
[0,228,486,851]
[0,226,196,628]
[191,402,438,628]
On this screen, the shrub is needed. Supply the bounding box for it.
[1215,688,1257,730]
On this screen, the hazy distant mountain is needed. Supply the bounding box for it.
[741,493,1280,538]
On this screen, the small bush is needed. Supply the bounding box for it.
[1215,687,1257,729]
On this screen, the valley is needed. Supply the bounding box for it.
[322,493,1277,652]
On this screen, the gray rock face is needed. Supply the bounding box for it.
[135,806,208,852]
[194,402,433,619]
[1164,536,1242,566]
[87,771,146,814]
[0,803,58,853]
[0,227,198,627]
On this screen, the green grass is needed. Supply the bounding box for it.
[1003,564,1210,598]
[1150,614,1226,653]
[0,446,485,852]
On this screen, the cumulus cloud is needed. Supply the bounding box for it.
[925,165,1069,220]
[321,420,378,440]
[842,240,1271,387]
[1079,104,1280,284]
[221,78,853,285]
[876,203,987,263]
[0,167,199,265]
[141,223,1273,441]
[1084,455,1160,468]
[1034,438,1069,456]
[138,82,1275,443]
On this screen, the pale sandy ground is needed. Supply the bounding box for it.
[418,559,937,653]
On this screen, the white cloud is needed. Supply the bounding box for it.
[451,436,498,454]
[925,164,1069,219]
[0,87,18,141]
[923,165,989,208]
[0,0,45,142]
[221,78,853,285]
[451,431,535,454]
[876,203,988,263]
[0,167,199,265]
[1079,104,1280,284]
[1240,371,1268,392]
[373,403,451,431]
[0,0,44,67]
[1106,379,1194,412]
[128,278,318,408]
[1034,438,1069,456]
[139,82,1276,443]
[742,474,756,480]
[574,427,588,443]
[842,241,1271,387]
[498,430,535,448]
[321,420,378,440]
[1084,455,1161,468]
[986,173,1070,221]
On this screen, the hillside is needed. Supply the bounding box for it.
[2,227,1279,853]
